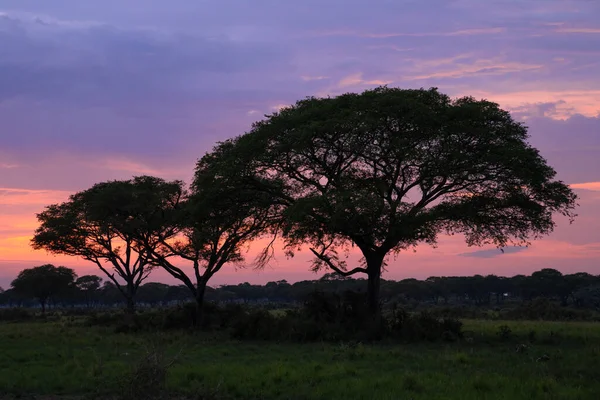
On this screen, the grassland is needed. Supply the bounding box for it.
[0,319,599,399]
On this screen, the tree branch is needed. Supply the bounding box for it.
[309,247,367,276]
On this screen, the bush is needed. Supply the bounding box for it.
[85,311,124,327]
[497,325,512,341]
[118,338,179,400]
[387,305,463,342]
[230,309,274,340]
[504,298,598,321]
[221,293,464,343]
[80,295,464,343]
[160,303,197,330]
[0,308,34,322]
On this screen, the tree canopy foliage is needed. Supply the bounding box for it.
[133,146,281,323]
[206,86,577,316]
[31,176,184,312]
[10,264,76,313]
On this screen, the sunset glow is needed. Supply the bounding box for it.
[1,0,599,287]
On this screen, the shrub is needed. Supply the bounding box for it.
[528,329,537,343]
[160,303,197,330]
[118,339,178,400]
[230,309,280,340]
[503,298,598,321]
[81,296,465,343]
[0,308,34,322]
[497,325,512,341]
[85,311,123,327]
[387,306,463,342]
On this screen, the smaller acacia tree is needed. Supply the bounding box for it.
[11,264,76,314]
[31,176,184,314]
[137,146,280,325]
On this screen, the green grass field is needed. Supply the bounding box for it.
[0,319,599,399]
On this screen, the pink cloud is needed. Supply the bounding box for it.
[571,182,600,191]
[0,187,70,206]
[314,27,505,39]
[338,73,393,88]
[409,60,544,80]
[466,90,600,119]
[556,27,600,34]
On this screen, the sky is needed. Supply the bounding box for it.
[1,0,600,288]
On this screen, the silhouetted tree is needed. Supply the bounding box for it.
[10,264,76,314]
[137,282,170,306]
[31,176,184,315]
[164,284,193,304]
[209,86,577,327]
[573,285,600,309]
[136,147,279,326]
[75,275,103,308]
[566,273,597,305]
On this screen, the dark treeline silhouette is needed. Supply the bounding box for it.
[3,267,599,311]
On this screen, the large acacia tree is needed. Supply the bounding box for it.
[211,87,577,320]
[31,176,184,313]
[136,147,280,325]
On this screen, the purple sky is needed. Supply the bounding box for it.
[1,0,600,287]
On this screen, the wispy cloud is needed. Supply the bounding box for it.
[271,104,290,112]
[301,75,329,81]
[367,45,413,52]
[0,188,70,206]
[510,240,600,259]
[316,27,505,38]
[407,53,474,68]
[444,27,506,36]
[0,163,19,169]
[508,101,575,120]
[571,182,600,191]
[409,60,543,80]
[556,27,600,34]
[338,73,392,88]
[465,90,600,119]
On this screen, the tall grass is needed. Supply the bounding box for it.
[0,320,599,399]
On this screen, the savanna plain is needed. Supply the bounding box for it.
[1,317,599,400]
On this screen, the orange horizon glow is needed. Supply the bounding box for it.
[2,182,599,287]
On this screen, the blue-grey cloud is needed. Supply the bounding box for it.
[459,247,528,258]
[0,13,290,108]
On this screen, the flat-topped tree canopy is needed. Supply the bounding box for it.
[210,86,577,320]
[31,175,185,312]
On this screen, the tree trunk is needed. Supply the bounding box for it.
[40,299,46,315]
[366,253,385,338]
[123,292,136,327]
[126,295,135,314]
[367,267,381,316]
[194,282,208,328]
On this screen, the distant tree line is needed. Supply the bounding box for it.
[2,265,599,312]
